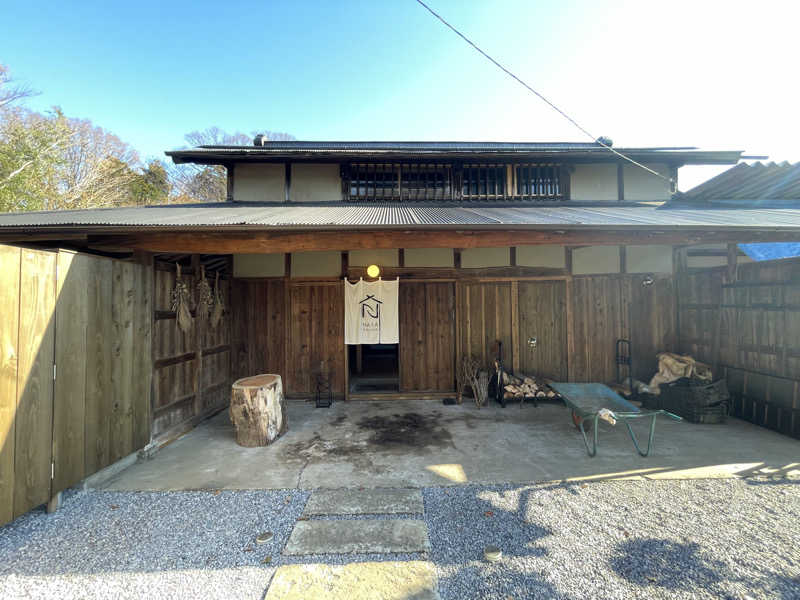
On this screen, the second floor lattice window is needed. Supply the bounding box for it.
[343,161,566,201]
[346,163,452,201]
[515,163,563,199]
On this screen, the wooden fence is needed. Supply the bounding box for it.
[678,256,800,439]
[0,246,152,526]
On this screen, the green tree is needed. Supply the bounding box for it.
[129,160,170,205]
[0,107,72,212]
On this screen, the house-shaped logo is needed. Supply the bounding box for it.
[360,294,383,319]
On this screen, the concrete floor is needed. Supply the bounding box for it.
[103,399,800,491]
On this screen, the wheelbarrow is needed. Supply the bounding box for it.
[548,383,682,457]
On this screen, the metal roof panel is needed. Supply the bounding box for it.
[2,202,800,230]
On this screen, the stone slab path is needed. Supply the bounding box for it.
[265,561,439,600]
[276,487,438,597]
[302,488,424,516]
[284,519,430,555]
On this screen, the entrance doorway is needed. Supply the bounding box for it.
[348,344,399,393]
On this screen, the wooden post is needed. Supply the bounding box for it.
[46,491,62,514]
[226,164,235,201]
[673,246,688,353]
[726,243,738,283]
[191,255,204,417]
[511,280,520,374]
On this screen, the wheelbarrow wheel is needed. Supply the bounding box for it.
[572,410,593,431]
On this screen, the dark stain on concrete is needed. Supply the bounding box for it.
[279,410,456,473]
[279,433,388,475]
[357,411,456,450]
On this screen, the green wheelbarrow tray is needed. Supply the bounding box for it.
[549,383,682,457]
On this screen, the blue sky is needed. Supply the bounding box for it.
[3,0,799,189]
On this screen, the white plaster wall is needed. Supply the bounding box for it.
[291,251,342,277]
[573,245,621,274]
[569,164,617,201]
[233,253,285,277]
[625,245,673,273]
[348,249,399,267]
[234,163,285,202]
[291,163,341,202]
[515,245,566,268]
[461,247,510,268]
[623,163,671,201]
[404,247,454,268]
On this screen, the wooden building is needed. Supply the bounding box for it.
[1,141,799,525]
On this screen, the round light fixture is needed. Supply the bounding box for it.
[366,264,380,278]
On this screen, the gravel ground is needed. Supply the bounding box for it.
[423,478,800,600]
[0,489,309,600]
[1,478,798,599]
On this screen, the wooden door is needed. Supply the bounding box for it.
[399,282,455,392]
[458,282,515,371]
[518,280,568,380]
[287,283,345,396]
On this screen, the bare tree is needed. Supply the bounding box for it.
[170,126,295,202]
[0,64,37,109]
[54,117,140,209]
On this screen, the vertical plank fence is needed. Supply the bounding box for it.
[678,257,800,439]
[0,246,153,526]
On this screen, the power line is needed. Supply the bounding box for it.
[413,0,676,188]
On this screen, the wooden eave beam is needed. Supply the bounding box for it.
[86,227,800,255]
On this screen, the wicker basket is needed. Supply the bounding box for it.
[659,378,730,424]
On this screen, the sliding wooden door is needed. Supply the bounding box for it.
[399,282,455,392]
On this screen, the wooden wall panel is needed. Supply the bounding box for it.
[151,261,231,439]
[518,281,567,380]
[84,256,113,475]
[231,279,285,382]
[629,275,677,381]
[0,246,20,526]
[399,282,455,392]
[287,284,344,396]
[570,277,630,383]
[14,250,56,520]
[458,282,513,372]
[53,252,89,493]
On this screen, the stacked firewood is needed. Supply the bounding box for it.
[502,373,558,401]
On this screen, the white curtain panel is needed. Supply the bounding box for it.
[344,278,399,345]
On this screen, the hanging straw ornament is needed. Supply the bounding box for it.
[196,264,213,322]
[171,263,193,334]
[210,271,224,328]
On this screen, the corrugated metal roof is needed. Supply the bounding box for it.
[673,162,800,205]
[166,142,743,166]
[1,202,799,230]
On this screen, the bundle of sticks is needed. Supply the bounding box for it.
[502,373,558,400]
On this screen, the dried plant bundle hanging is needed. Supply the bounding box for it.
[196,265,213,322]
[171,263,192,334]
[210,271,224,328]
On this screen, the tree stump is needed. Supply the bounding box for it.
[230,374,287,447]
